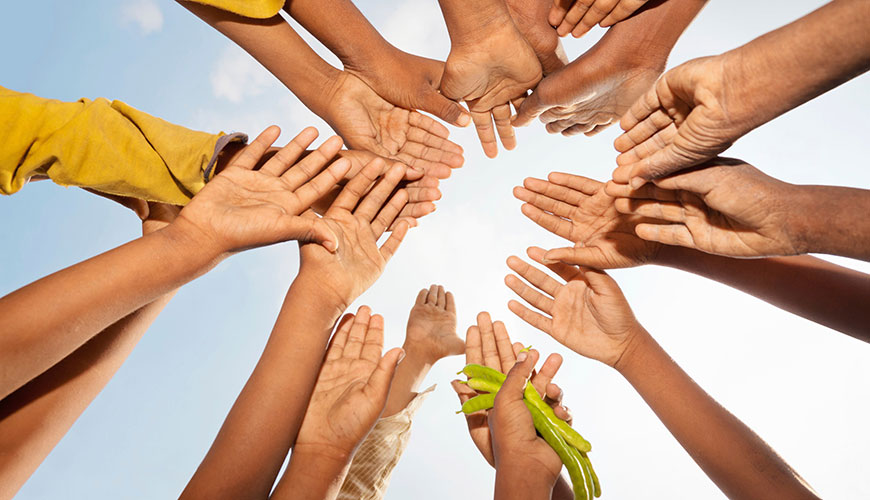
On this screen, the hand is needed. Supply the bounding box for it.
[344,49,472,128]
[404,285,465,363]
[505,251,642,367]
[451,312,567,467]
[505,0,568,74]
[549,0,649,38]
[514,172,662,268]
[613,54,751,187]
[606,158,805,257]
[171,126,351,257]
[513,29,661,136]
[298,159,412,312]
[490,349,562,485]
[325,71,465,179]
[294,306,404,461]
[84,191,181,235]
[440,21,542,158]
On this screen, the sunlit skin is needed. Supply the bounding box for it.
[548,0,649,38]
[181,159,413,500]
[451,312,575,500]
[513,0,706,136]
[438,0,542,158]
[504,253,821,500]
[271,307,404,500]
[519,170,870,343]
[613,0,870,186]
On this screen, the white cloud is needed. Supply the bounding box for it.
[120,0,163,35]
[210,45,274,103]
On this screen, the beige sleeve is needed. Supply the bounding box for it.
[336,385,436,500]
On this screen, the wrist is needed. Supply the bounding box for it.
[287,271,349,325]
[612,324,653,374]
[159,216,227,268]
[444,5,516,47]
[495,461,556,499]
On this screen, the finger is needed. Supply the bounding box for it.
[504,273,555,315]
[520,177,585,206]
[279,134,344,186]
[378,219,410,261]
[512,90,545,127]
[528,246,582,280]
[613,109,674,154]
[446,291,457,313]
[437,285,447,308]
[546,118,586,135]
[326,313,356,360]
[361,313,386,364]
[427,284,439,305]
[260,127,321,177]
[554,404,573,425]
[403,128,465,158]
[416,288,429,306]
[452,378,478,403]
[355,163,407,222]
[330,159,382,213]
[619,83,661,134]
[513,186,575,218]
[390,200,436,230]
[371,189,409,238]
[492,104,516,151]
[496,349,539,406]
[343,306,372,359]
[365,347,405,406]
[531,352,563,396]
[614,198,688,223]
[558,0,592,37]
[507,299,554,334]
[604,180,680,202]
[466,325,483,365]
[275,216,340,253]
[582,122,613,137]
[471,110,498,159]
[572,0,617,38]
[635,222,696,248]
[289,158,352,213]
[544,382,563,406]
[600,0,646,26]
[520,203,574,240]
[549,0,573,26]
[507,256,562,298]
[408,111,451,140]
[617,124,679,169]
[477,311,501,371]
[492,320,517,373]
[421,89,472,127]
[547,172,601,196]
[230,125,280,170]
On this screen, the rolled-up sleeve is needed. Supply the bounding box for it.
[180,0,285,18]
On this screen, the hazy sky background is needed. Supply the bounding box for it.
[2,1,869,498]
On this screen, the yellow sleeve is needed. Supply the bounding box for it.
[0,86,246,205]
[181,0,285,18]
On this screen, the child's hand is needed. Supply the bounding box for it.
[451,312,567,467]
[171,126,351,257]
[297,158,411,312]
[505,249,642,367]
[490,350,562,486]
[294,306,404,462]
[514,172,662,268]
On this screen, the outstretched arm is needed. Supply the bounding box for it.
[504,254,821,499]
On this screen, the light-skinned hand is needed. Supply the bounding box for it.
[405,285,465,363]
[613,54,749,187]
[505,253,642,367]
[451,311,568,467]
[294,306,404,461]
[440,22,542,158]
[326,71,465,179]
[297,158,412,312]
[549,0,649,38]
[171,125,351,257]
[514,172,661,268]
[606,158,804,258]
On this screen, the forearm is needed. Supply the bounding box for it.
[789,184,870,262]
[438,0,514,44]
[616,329,820,500]
[0,292,175,499]
[657,240,870,343]
[494,464,553,500]
[181,274,343,500]
[550,475,573,500]
[381,344,433,417]
[178,1,340,116]
[283,0,397,72]
[724,0,870,133]
[0,223,217,399]
[271,448,351,500]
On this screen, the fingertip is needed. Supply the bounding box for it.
[457,113,471,127]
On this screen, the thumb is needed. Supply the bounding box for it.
[286,216,339,253]
[543,246,609,269]
[366,347,405,405]
[496,349,539,406]
[512,91,544,127]
[423,90,472,127]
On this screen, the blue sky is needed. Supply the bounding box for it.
[2,1,870,498]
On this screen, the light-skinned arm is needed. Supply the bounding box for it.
[0,126,348,400]
[614,0,870,184]
[180,160,412,500]
[515,171,870,343]
[504,253,821,499]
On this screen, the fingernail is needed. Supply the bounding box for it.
[630,177,645,189]
[517,352,528,362]
[541,257,555,265]
[457,114,471,127]
[397,349,406,364]
[324,240,338,253]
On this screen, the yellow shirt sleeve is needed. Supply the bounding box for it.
[0,85,246,205]
[181,0,285,18]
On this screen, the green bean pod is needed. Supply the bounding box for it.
[525,401,587,500]
[580,451,601,498]
[572,444,594,500]
[524,383,592,453]
[457,392,496,414]
[458,364,507,384]
[465,377,502,394]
